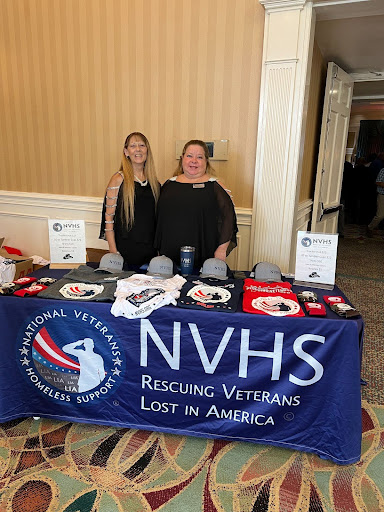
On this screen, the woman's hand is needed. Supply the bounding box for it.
[214,242,229,261]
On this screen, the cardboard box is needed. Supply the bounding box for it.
[14,259,34,279]
[33,264,46,272]
[0,248,34,280]
[86,247,109,263]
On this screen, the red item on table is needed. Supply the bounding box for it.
[304,302,326,316]
[13,284,48,297]
[3,246,23,256]
[323,295,345,306]
[242,279,304,317]
[13,276,37,286]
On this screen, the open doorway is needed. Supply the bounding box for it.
[342,102,384,238]
[314,3,384,241]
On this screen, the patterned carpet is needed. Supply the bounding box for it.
[0,404,384,512]
[336,226,384,406]
[1,228,383,511]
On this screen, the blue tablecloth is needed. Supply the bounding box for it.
[0,267,363,464]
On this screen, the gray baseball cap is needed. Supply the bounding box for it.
[200,258,229,280]
[147,255,176,279]
[95,253,124,273]
[251,261,282,282]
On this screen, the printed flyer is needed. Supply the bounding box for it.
[48,219,86,267]
[295,231,338,287]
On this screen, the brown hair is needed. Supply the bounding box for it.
[173,139,216,176]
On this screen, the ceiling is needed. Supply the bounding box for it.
[313,0,384,102]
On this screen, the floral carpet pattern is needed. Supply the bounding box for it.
[1,401,384,512]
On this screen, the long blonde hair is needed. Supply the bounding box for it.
[119,132,160,229]
[174,140,216,176]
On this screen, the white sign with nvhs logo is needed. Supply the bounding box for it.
[294,231,338,289]
[48,219,86,268]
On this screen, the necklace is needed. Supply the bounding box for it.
[134,175,148,186]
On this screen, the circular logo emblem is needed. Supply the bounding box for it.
[301,237,312,247]
[59,283,104,299]
[17,305,125,404]
[251,296,300,316]
[52,222,62,232]
[27,285,46,292]
[187,285,231,303]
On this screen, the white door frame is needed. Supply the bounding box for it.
[249,0,315,274]
[250,0,372,273]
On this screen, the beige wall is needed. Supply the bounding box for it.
[299,40,327,202]
[0,0,264,208]
[349,104,384,127]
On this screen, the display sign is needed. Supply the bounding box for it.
[294,231,338,289]
[48,220,86,268]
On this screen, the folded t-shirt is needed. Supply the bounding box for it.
[111,274,186,319]
[37,278,116,302]
[242,279,304,317]
[177,276,243,313]
[63,265,134,284]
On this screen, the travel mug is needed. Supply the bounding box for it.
[180,246,195,275]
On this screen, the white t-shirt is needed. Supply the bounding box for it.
[111,274,186,319]
[0,257,16,284]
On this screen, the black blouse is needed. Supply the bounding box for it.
[100,181,157,265]
[154,179,237,268]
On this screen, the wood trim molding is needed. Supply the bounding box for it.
[0,191,101,214]
[260,0,306,11]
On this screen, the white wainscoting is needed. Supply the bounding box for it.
[0,191,106,260]
[0,191,253,270]
[226,207,253,272]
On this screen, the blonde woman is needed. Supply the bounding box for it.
[100,132,160,266]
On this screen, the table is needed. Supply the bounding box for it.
[0,267,363,465]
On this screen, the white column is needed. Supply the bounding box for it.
[250,0,315,273]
